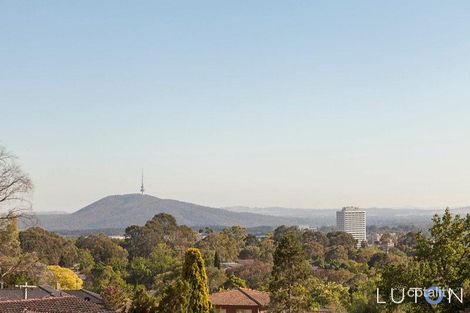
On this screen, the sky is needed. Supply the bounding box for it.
[1,1,470,212]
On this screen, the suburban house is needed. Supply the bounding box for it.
[209,288,269,313]
[0,285,113,313]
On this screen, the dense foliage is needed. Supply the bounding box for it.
[0,208,467,312]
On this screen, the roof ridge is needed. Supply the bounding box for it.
[238,288,262,306]
[66,289,102,299]
[0,296,58,303]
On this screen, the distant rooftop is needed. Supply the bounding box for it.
[340,206,365,212]
[210,288,269,307]
[0,285,111,313]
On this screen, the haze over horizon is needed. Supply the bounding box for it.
[1,1,470,212]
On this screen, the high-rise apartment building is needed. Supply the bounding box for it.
[336,206,366,247]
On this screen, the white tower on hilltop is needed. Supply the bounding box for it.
[140,170,145,195]
[336,206,366,248]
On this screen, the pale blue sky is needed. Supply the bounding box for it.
[1,1,470,212]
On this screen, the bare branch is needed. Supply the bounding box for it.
[0,146,33,220]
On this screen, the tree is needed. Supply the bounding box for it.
[157,280,189,313]
[223,273,247,289]
[213,251,220,269]
[76,234,128,268]
[327,232,357,251]
[129,286,158,313]
[128,243,180,290]
[229,260,272,290]
[0,216,21,257]
[302,230,328,247]
[310,277,349,311]
[269,234,314,313]
[47,265,83,290]
[78,249,95,275]
[181,248,213,313]
[273,226,301,243]
[157,248,212,313]
[19,227,79,267]
[380,209,470,313]
[238,245,260,259]
[124,214,195,259]
[222,226,247,252]
[304,241,325,265]
[101,284,132,313]
[0,146,33,216]
[325,246,349,267]
[196,232,238,262]
[396,231,418,256]
[0,148,38,284]
[0,218,46,286]
[149,244,181,293]
[206,266,226,293]
[258,235,275,264]
[244,234,260,247]
[90,264,127,292]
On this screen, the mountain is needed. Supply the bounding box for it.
[27,195,469,232]
[30,194,314,231]
[224,206,470,226]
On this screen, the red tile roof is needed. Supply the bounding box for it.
[0,295,113,313]
[210,288,269,307]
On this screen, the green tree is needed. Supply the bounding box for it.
[125,214,195,259]
[20,227,79,267]
[302,230,328,247]
[206,266,227,293]
[181,248,213,313]
[90,264,128,292]
[273,226,301,243]
[158,248,212,313]
[129,285,158,313]
[0,217,21,257]
[213,251,220,269]
[229,260,272,290]
[223,273,247,289]
[128,243,180,291]
[327,231,357,251]
[0,148,46,285]
[157,280,189,313]
[258,235,275,264]
[380,209,470,313]
[0,218,45,286]
[101,284,132,313]
[76,234,128,268]
[269,234,314,313]
[310,277,349,312]
[196,232,238,262]
[78,249,95,275]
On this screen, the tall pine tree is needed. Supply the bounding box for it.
[182,248,212,313]
[159,248,212,313]
[269,234,314,313]
[213,251,221,269]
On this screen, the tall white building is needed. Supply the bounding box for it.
[336,206,366,248]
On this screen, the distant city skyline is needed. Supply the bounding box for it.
[1,1,470,212]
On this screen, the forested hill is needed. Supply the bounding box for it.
[31,194,313,231]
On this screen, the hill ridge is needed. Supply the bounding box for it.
[33,193,309,230]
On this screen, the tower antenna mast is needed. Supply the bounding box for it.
[140,170,145,195]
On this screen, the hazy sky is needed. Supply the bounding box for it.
[1,1,470,212]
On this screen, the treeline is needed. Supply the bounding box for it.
[1,210,469,312]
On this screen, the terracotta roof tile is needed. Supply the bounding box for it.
[210,288,269,307]
[0,296,113,313]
